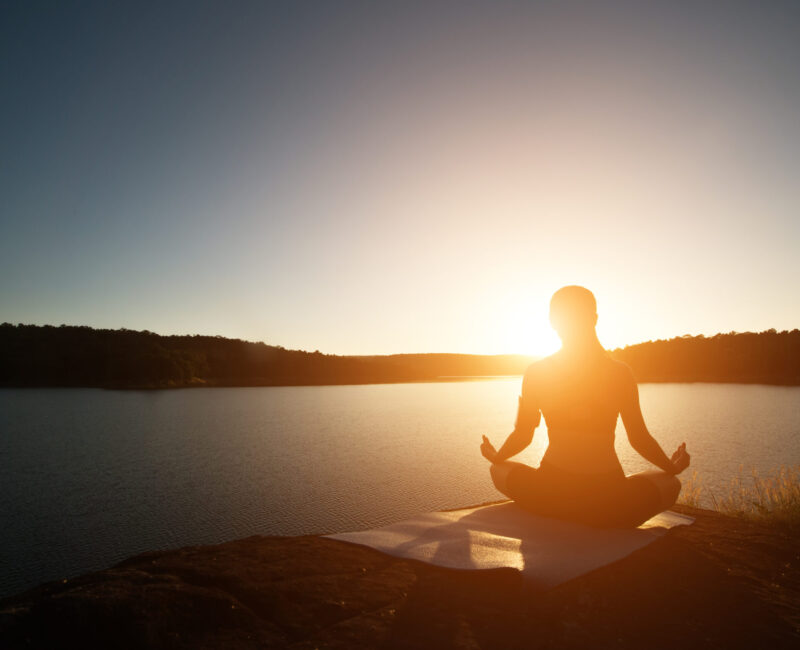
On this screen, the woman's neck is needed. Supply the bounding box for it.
[559,334,605,358]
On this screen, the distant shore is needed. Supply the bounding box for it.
[4,373,800,392]
[1,504,797,648]
[2,324,798,389]
[0,374,524,391]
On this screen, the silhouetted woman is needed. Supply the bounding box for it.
[480,286,690,528]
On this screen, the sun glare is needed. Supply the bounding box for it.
[493,293,562,357]
[509,319,561,357]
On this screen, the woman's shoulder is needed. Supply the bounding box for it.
[523,354,556,378]
[521,354,559,391]
[522,352,634,381]
[603,355,633,372]
[602,356,637,386]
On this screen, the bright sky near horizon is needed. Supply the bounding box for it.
[1,1,798,356]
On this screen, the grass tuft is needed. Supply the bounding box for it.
[677,470,703,508]
[679,464,800,530]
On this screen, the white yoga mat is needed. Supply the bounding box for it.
[326,502,694,588]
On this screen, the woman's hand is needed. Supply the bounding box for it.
[480,435,498,463]
[669,442,690,474]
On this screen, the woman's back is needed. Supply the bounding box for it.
[521,350,634,476]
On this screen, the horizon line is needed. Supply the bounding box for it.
[3,321,796,358]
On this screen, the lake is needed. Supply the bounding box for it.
[1,380,799,598]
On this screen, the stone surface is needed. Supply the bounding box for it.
[1,505,798,649]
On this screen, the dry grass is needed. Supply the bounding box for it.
[679,465,800,529]
[677,470,704,508]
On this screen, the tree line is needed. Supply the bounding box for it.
[0,323,797,388]
[0,324,531,389]
[609,329,800,385]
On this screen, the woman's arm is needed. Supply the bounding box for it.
[481,429,532,463]
[620,371,690,474]
[480,396,538,463]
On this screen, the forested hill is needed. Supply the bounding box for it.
[0,324,532,389]
[609,330,800,385]
[0,324,798,389]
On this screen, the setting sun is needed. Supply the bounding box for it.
[486,290,562,357]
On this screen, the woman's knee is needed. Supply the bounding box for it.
[665,474,681,505]
[489,462,509,493]
[629,470,681,509]
[489,461,526,497]
[651,472,681,508]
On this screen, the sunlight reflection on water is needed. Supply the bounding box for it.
[1,381,798,597]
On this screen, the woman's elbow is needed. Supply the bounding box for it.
[513,429,534,447]
[627,431,650,450]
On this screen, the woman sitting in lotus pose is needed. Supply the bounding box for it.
[480,286,690,528]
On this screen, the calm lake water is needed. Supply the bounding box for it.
[1,381,799,598]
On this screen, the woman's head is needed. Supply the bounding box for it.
[549,286,598,344]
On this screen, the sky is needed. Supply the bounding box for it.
[1,1,798,356]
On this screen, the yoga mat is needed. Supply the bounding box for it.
[326,502,694,588]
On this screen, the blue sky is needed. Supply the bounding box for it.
[2,1,798,354]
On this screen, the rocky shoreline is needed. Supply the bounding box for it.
[1,505,798,649]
